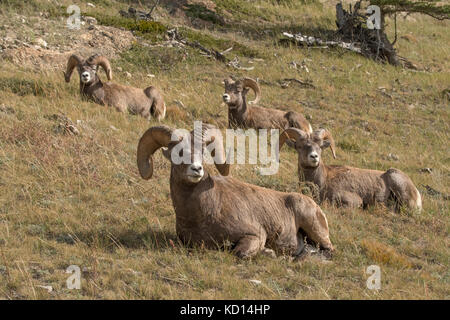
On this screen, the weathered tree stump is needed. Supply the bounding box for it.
[335,1,399,66]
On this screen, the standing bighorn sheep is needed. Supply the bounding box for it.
[222,77,312,132]
[279,128,422,212]
[137,124,333,258]
[64,54,166,121]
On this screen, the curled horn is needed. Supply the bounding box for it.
[64,54,82,83]
[314,129,337,159]
[223,76,234,86]
[242,78,261,105]
[88,54,112,80]
[202,125,230,176]
[279,128,308,150]
[137,126,175,180]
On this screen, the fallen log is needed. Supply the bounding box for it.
[280,32,362,54]
[167,29,254,70]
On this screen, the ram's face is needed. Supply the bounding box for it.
[79,63,97,84]
[295,137,322,168]
[222,80,244,108]
[166,138,206,185]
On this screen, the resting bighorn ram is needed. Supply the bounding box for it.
[137,124,333,258]
[64,54,166,121]
[279,128,422,212]
[222,77,312,132]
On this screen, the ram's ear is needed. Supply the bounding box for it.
[321,140,331,149]
[313,129,336,159]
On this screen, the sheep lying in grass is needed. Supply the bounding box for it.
[279,128,422,212]
[64,54,166,121]
[137,124,333,258]
[222,77,312,132]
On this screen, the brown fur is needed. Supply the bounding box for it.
[223,78,312,132]
[172,172,333,257]
[65,54,166,121]
[280,128,422,212]
[137,125,333,259]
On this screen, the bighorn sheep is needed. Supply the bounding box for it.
[64,54,166,121]
[279,128,422,212]
[222,77,312,133]
[137,124,333,258]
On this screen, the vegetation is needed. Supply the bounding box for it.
[371,0,450,20]
[0,0,448,299]
[91,13,167,42]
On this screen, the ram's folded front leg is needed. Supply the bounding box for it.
[298,206,333,252]
[233,235,265,259]
[332,191,363,208]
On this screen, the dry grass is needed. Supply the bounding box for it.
[0,0,448,299]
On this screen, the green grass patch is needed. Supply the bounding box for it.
[179,27,264,59]
[215,0,255,17]
[91,9,261,58]
[118,44,209,74]
[0,0,62,17]
[337,139,362,153]
[184,4,225,25]
[0,77,59,98]
[91,13,167,42]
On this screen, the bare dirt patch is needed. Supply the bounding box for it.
[0,13,136,70]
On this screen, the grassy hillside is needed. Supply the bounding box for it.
[0,0,448,299]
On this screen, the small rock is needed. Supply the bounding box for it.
[0,104,15,114]
[249,279,261,285]
[36,285,53,293]
[110,125,118,131]
[280,82,289,89]
[125,71,132,78]
[117,66,122,72]
[147,74,155,78]
[420,168,433,174]
[387,153,399,161]
[35,38,47,48]
[87,2,96,8]
[84,16,97,25]
[67,125,79,135]
[125,268,142,276]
